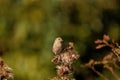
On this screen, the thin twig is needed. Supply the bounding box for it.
[91,66,109,80]
[104,64,120,80]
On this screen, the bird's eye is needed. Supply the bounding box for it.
[58,39,61,40]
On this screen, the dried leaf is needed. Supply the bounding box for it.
[103,34,110,41]
[96,44,106,49]
[94,39,103,44]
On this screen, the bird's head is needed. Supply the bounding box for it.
[56,37,63,42]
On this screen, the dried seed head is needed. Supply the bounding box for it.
[103,53,113,61]
[96,44,106,49]
[103,34,110,41]
[0,57,13,80]
[95,39,103,44]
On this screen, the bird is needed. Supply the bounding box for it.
[52,37,63,55]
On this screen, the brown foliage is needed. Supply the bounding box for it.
[0,57,13,80]
[82,34,120,80]
[51,39,79,80]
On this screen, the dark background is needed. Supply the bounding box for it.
[0,0,120,80]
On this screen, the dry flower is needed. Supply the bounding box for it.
[103,34,110,41]
[51,38,79,80]
[84,34,120,80]
[0,57,13,80]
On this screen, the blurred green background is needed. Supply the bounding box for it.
[0,0,120,80]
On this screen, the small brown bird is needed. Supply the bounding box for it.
[52,37,63,55]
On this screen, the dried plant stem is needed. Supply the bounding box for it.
[113,61,120,69]
[104,65,120,80]
[51,39,79,80]
[0,57,13,80]
[91,66,109,80]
